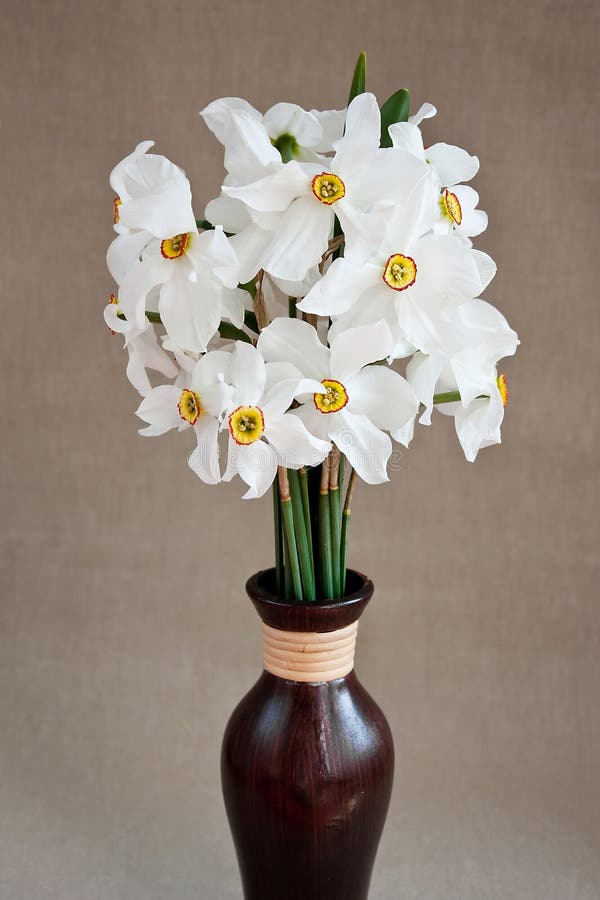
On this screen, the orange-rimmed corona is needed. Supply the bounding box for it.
[113,197,122,225]
[497,374,509,406]
[178,388,203,426]
[382,253,417,292]
[160,232,192,260]
[229,406,265,445]
[439,188,463,225]
[314,379,349,414]
[311,172,345,205]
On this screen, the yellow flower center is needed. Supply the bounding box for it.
[439,188,463,225]
[382,253,417,291]
[497,374,509,407]
[178,389,203,426]
[113,197,122,224]
[228,405,265,445]
[314,379,349,414]
[311,172,346,205]
[160,232,192,260]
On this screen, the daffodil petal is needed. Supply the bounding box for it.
[260,195,332,282]
[188,416,221,484]
[258,317,329,382]
[266,413,331,468]
[298,257,377,316]
[329,321,393,383]
[230,342,266,407]
[348,365,418,432]
[329,410,391,485]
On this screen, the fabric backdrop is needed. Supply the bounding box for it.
[1,0,598,897]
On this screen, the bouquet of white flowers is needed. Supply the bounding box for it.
[105,53,519,603]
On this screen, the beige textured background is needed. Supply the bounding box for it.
[1,0,599,897]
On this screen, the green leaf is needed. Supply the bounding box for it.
[240,281,257,300]
[243,309,259,333]
[348,51,367,104]
[380,88,410,148]
[218,322,252,344]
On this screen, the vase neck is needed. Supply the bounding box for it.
[262,620,359,683]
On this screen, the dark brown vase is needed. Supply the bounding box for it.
[221,568,394,900]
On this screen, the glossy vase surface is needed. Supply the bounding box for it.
[221,568,394,900]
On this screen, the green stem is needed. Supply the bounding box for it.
[272,483,283,595]
[117,310,252,344]
[195,219,214,230]
[278,469,303,602]
[432,389,491,405]
[288,297,297,318]
[288,470,315,602]
[340,468,357,595]
[432,390,462,404]
[328,452,342,597]
[329,487,341,597]
[318,463,334,600]
[298,467,314,572]
[340,509,350,596]
[283,522,292,600]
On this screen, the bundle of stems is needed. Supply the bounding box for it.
[273,452,357,603]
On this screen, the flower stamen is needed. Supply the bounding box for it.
[311,172,346,205]
[382,253,417,291]
[229,405,265,445]
[161,232,192,260]
[113,197,122,224]
[439,188,463,225]
[178,388,203,425]
[314,379,349,414]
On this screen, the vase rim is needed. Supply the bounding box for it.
[246,568,374,634]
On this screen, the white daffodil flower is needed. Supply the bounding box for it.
[200,100,344,256]
[299,184,489,359]
[107,141,197,285]
[110,226,246,354]
[389,121,480,188]
[135,350,235,484]
[404,299,519,426]
[432,369,509,462]
[388,121,487,242]
[124,326,179,397]
[257,318,418,484]
[104,293,178,396]
[432,184,488,243]
[201,97,345,163]
[222,343,331,499]
[221,93,428,283]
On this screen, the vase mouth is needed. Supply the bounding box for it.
[246,568,374,633]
